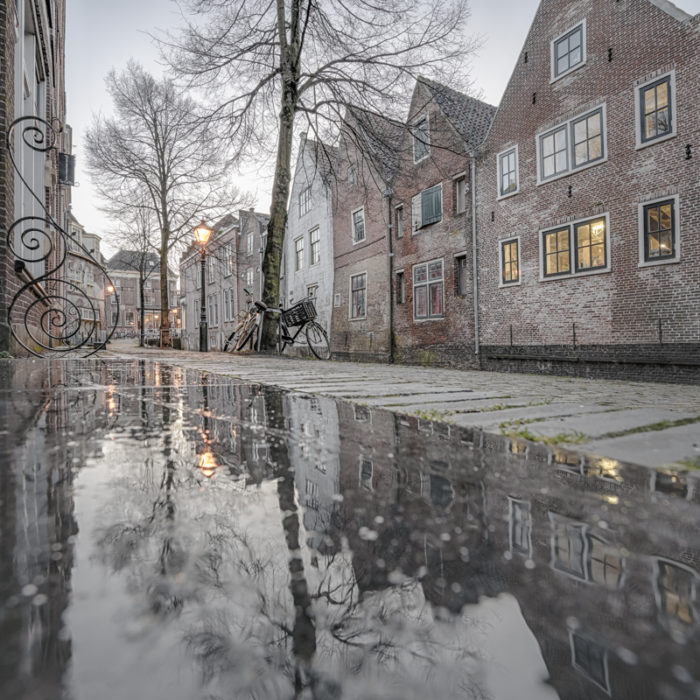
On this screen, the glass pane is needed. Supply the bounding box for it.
[591,220,605,243]
[592,244,605,267]
[660,204,672,230]
[574,119,587,143]
[569,29,581,49]
[578,248,590,269]
[575,142,588,164]
[414,265,427,283]
[657,108,670,134]
[508,152,516,171]
[558,56,568,75]
[657,81,668,108]
[503,242,512,263]
[545,233,556,254]
[546,253,557,275]
[428,261,442,280]
[555,129,567,151]
[659,232,673,255]
[589,135,602,160]
[430,283,443,315]
[645,114,656,138]
[543,156,554,178]
[415,286,427,317]
[570,47,581,65]
[559,251,570,272]
[558,229,569,249]
[577,224,590,246]
[647,206,659,232]
[542,135,554,157]
[556,36,568,59]
[644,86,656,112]
[648,233,660,255]
[556,151,567,172]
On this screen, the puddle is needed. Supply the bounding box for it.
[0,359,699,700]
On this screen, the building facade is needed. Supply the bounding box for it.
[474,0,700,381]
[281,134,336,340]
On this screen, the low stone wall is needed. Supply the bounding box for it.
[479,344,700,384]
[394,342,480,370]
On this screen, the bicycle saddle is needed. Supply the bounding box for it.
[254,300,268,311]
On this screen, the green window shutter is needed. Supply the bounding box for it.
[421,185,442,226]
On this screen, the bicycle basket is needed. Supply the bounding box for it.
[281,299,317,326]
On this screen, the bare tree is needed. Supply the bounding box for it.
[162,0,477,347]
[85,62,244,345]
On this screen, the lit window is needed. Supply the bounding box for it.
[655,559,696,631]
[352,208,365,243]
[294,236,304,271]
[299,186,311,216]
[552,23,584,80]
[413,117,430,162]
[641,198,677,263]
[639,75,673,144]
[413,259,443,320]
[350,272,366,319]
[412,184,442,231]
[542,216,608,279]
[543,227,571,277]
[498,148,518,197]
[501,238,520,284]
[310,227,320,265]
[575,217,606,271]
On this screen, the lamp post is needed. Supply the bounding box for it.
[194,219,212,352]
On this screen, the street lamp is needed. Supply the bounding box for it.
[194,219,212,352]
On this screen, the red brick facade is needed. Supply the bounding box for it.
[475,0,700,379]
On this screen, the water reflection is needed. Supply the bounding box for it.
[0,359,698,700]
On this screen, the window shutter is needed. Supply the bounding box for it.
[412,193,422,231]
[421,185,442,226]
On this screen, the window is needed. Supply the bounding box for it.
[299,186,311,216]
[551,22,585,80]
[497,147,518,197]
[305,479,319,509]
[551,517,586,579]
[640,197,678,265]
[246,231,254,255]
[454,175,468,212]
[144,280,152,289]
[500,238,520,285]
[654,559,696,632]
[396,271,405,304]
[334,293,341,308]
[412,184,442,231]
[543,227,570,277]
[348,164,357,185]
[574,217,606,271]
[570,633,610,694]
[352,208,365,243]
[307,284,318,299]
[208,255,217,282]
[223,289,229,321]
[310,227,320,265]
[638,73,674,145]
[350,272,366,319]
[359,458,373,490]
[538,106,605,182]
[587,535,623,590]
[541,215,609,280]
[294,236,304,271]
[224,243,234,276]
[508,498,532,557]
[413,117,430,162]
[395,205,404,238]
[455,254,468,296]
[413,259,443,320]
[246,267,254,289]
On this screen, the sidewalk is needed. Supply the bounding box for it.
[101,339,700,470]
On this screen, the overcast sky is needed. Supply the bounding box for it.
[64,0,699,246]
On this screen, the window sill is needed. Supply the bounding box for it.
[537,155,608,186]
[413,316,445,322]
[349,316,367,322]
[638,257,680,268]
[635,131,676,150]
[550,60,586,84]
[540,266,611,282]
[499,280,522,288]
[497,188,520,201]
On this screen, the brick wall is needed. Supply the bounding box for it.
[475,0,700,379]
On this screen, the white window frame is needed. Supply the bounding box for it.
[539,213,611,282]
[536,104,607,185]
[245,267,254,289]
[412,114,430,163]
[299,186,311,216]
[294,236,304,272]
[351,207,366,244]
[224,243,233,276]
[499,236,521,288]
[634,70,677,149]
[637,194,680,267]
[246,231,254,255]
[309,227,320,266]
[349,271,367,320]
[550,19,586,83]
[412,258,444,321]
[497,146,519,199]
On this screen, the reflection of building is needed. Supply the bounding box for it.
[106,250,177,336]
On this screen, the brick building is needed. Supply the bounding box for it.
[331,109,403,362]
[474,0,700,381]
[392,78,495,368]
[1,0,72,354]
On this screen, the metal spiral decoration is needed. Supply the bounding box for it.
[5,116,119,357]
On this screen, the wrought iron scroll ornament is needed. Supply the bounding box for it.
[5,116,118,356]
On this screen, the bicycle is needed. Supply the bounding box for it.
[223,292,331,360]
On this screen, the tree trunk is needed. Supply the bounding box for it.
[139,275,145,347]
[160,230,170,348]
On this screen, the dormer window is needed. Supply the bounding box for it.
[551,21,586,81]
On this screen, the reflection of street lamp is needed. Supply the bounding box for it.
[105,284,115,343]
[198,450,218,479]
[194,220,212,352]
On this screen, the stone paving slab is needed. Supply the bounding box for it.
[100,341,700,469]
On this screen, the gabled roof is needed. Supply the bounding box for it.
[649,0,693,22]
[106,249,160,271]
[346,107,405,184]
[419,77,496,148]
[303,136,338,179]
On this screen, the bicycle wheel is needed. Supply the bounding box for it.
[305,321,331,360]
[236,316,260,351]
[223,320,246,352]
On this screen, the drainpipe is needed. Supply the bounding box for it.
[383,187,395,363]
[470,149,480,358]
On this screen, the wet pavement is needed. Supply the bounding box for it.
[1,358,699,700]
[102,339,700,470]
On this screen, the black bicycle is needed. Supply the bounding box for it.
[223,293,331,360]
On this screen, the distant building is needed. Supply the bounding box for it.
[281,134,336,340]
